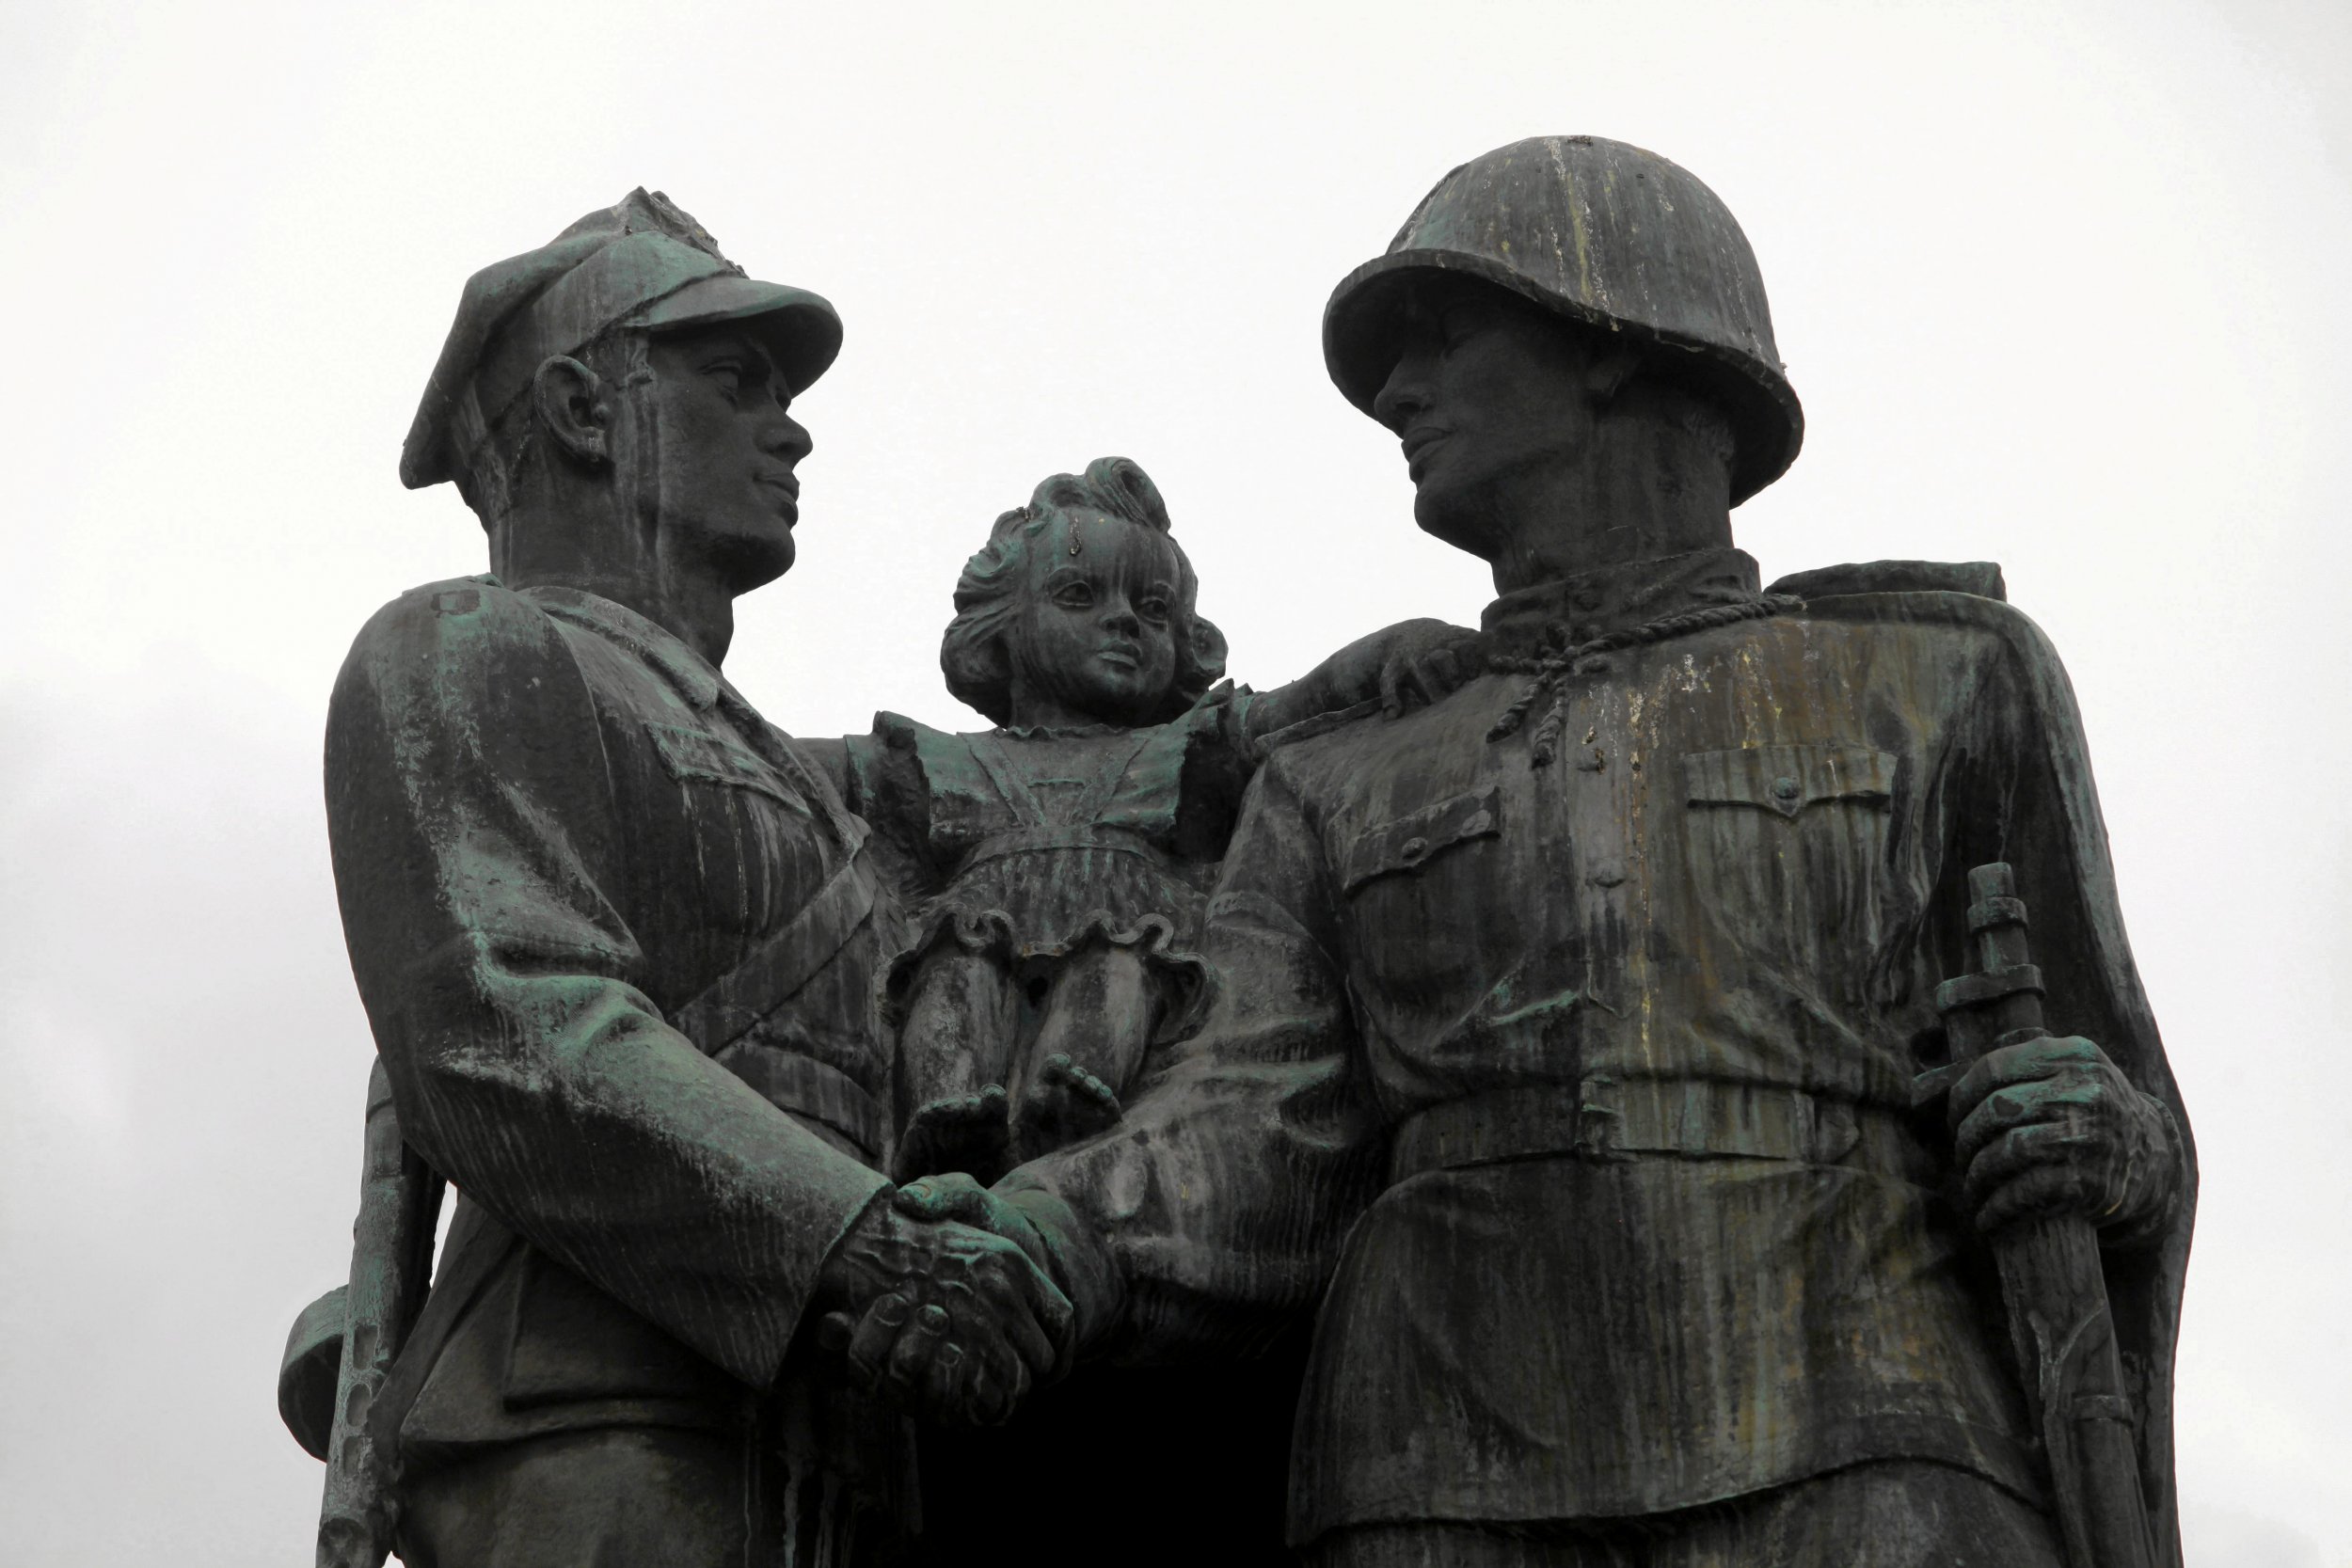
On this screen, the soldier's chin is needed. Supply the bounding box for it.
[1412,483,1503,562]
[707,524,796,589]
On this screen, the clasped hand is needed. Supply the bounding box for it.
[817,1176,1070,1425]
[1942,1034,2181,1236]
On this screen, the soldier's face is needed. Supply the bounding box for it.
[636,325,813,589]
[1011,511,1183,724]
[1370,279,1600,557]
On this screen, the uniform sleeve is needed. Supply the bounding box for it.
[325,581,888,1389]
[1940,600,2195,1561]
[1944,605,2195,1230]
[796,735,853,801]
[997,751,1388,1363]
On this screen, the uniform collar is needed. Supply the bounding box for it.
[1479,547,1764,657]
[518,581,729,711]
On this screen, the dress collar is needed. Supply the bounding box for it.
[1479,547,1765,657]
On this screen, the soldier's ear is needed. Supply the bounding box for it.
[1581,347,1644,407]
[531,355,612,467]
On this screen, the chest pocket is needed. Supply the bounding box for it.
[1334,785,1503,1006]
[1680,743,1898,991]
[1339,786,1502,895]
[645,721,810,814]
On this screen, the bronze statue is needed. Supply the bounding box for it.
[286,192,1467,1567]
[285,144,2198,1568]
[817,458,1460,1565]
[858,137,2196,1568]
[302,190,1074,1568]
[818,456,1462,1186]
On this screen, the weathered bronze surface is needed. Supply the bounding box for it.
[286,142,2192,1568]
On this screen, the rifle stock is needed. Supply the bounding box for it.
[318,1060,444,1568]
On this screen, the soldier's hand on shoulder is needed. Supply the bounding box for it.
[1367,618,1482,719]
[1293,618,1479,723]
[1949,1035,2183,1238]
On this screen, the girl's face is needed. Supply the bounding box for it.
[1009,509,1184,727]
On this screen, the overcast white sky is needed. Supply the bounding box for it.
[2,1,2347,1561]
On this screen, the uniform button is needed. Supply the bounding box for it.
[1399,836,1430,863]
[1772,775,1802,802]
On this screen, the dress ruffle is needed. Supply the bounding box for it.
[884,897,1212,1045]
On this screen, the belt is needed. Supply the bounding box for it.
[1389,1078,1911,1185]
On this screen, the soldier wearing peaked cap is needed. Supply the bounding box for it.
[295,190,1073,1567]
[879,137,2196,1565]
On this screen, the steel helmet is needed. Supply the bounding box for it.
[1324,136,1803,503]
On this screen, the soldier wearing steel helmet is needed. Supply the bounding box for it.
[304,190,1073,1567]
[870,138,2195,1564]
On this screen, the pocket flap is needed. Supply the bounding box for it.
[1341,786,1502,894]
[1682,744,1895,819]
[646,721,808,810]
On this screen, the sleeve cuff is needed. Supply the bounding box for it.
[2101,1094,2186,1251]
[997,1182,1125,1357]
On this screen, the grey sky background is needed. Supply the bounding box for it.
[2,0,2346,1560]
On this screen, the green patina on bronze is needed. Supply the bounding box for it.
[282,145,2192,1568]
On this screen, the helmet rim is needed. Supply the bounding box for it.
[1323,247,1804,507]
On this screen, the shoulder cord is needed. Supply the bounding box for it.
[1486,592,1805,767]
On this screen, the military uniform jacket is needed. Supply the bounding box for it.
[1005,549,2192,1557]
[326,577,898,1465]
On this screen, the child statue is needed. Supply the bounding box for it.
[834,456,1462,1183]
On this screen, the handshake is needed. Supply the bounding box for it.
[814,1174,1074,1426]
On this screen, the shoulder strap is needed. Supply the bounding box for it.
[670,827,879,1056]
[1073,726,1159,822]
[966,731,1050,826]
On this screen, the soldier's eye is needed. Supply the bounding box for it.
[1437,306,1492,350]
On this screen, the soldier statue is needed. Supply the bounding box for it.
[303,190,1074,1567]
[856,137,2197,1567]
[282,188,1468,1567]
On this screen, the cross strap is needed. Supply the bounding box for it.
[670,821,879,1057]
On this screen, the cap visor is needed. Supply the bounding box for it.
[629,275,844,393]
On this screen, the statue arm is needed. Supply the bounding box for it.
[1941,604,2194,1239]
[325,582,888,1389]
[1236,618,1478,747]
[798,734,853,800]
[994,755,1388,1361]
[1937,598,2197,1562]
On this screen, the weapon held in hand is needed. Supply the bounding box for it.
[316,1060,445,1568]
[1935,863,2154,1568]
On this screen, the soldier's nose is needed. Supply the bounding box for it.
[763,412,813,462]
[1374,361,1431,430]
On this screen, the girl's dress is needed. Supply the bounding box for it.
[843,690,1260,1153]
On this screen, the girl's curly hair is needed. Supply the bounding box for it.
[941,456,1228,726]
